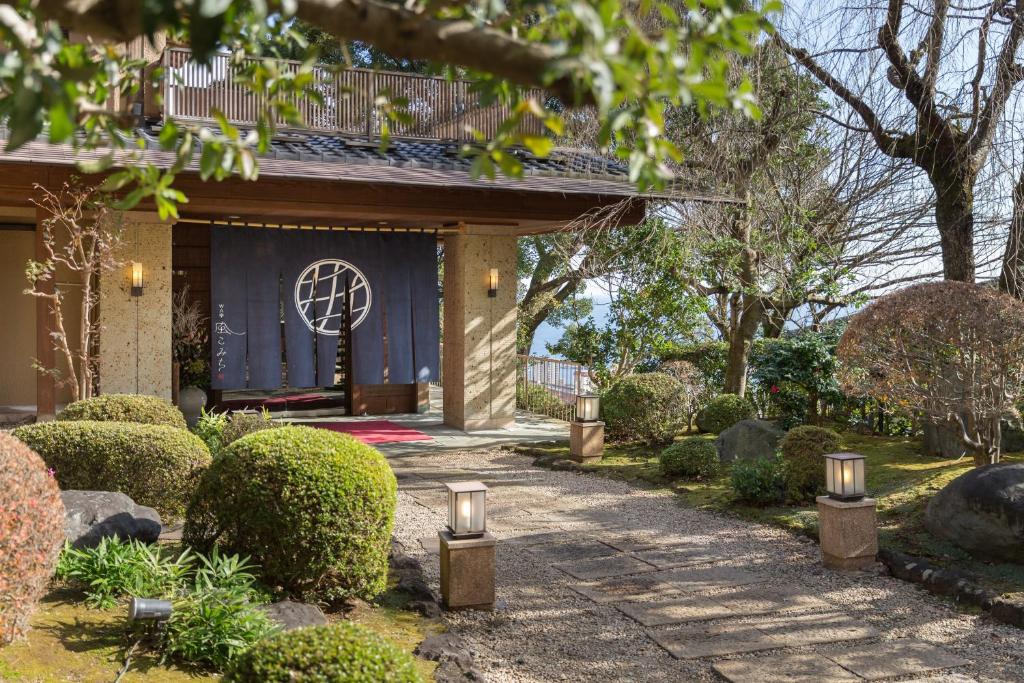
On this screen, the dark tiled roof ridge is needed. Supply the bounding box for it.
[140,123,630,180]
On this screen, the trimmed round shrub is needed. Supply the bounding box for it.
[0,433,66,645]
[660,438,721,480]
[731,456,786,506]
[58,393,187,429]
[225,623,420,682]
[221,411,280,448]
[184,426,397,601]
[696,394,756,433]
[13,421,211,517]
[780,425,842,503]
[601,372,686,443]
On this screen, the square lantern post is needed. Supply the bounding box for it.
[816,452,877,571]
[439,481,496,609]
[570,393,604,463]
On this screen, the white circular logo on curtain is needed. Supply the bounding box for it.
[294,259,372,334]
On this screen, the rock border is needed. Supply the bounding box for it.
[878,548,1024,628]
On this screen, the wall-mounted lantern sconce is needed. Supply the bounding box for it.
[487,268,499,298]
[130,261,144,297]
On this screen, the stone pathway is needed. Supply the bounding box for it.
[389,448,1024,682]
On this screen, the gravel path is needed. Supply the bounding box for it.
[390,448,1024,682]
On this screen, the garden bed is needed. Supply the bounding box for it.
[518,431,1024,597]
[0,568,442,681]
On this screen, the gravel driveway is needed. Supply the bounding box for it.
[390,447,1024,682]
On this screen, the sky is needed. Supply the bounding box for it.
[530,0,1024,358]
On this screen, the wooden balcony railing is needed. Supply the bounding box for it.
[162,47,547,141]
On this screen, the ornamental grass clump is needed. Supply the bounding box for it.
[696,394,756,433]
[659,438,720,480]
[601,372,686,444]
[225,622,421,683]
[13,420,212,517]
[0,433,65,645]
[57,393,187,429]
[184,426,397,601]
[779,425,841,503]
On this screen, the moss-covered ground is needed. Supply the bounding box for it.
[0,575,442,682]
[518,431,1024,596]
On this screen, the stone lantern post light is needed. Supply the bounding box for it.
[439,481,496,609]
[569,393,604,463]
[816,453,878,570]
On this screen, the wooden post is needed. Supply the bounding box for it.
[35,206,56,419]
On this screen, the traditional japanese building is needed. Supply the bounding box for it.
[0,44,645,430]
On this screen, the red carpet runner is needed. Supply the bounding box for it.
[309,420,432,444]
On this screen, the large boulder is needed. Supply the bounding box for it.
[714,419,784,463]
[61,490,162,549]
[924,463,1024,563]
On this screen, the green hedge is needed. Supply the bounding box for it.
[184,426,397,601]
[659,438,720,480]
[13,421,211,517]
[602,373,685,444]
[58,394,187,429]
[696,394,756,433]
[225,623,420,682]
[780,425,841,503]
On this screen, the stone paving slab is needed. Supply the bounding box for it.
[824,640,970,680]
[571,565,765,605]
[751,611,879,648]
[525,539,619,564]
[598,532,663,553]
[647,610,877,659]
[713,653,861,683]
[648,621,785,659]
[711,585,832,616]
[631,545,726,568]
[554,554,657,581]
[615,594,736,627]
[615,585,833,627]
[502,530,581,547]
[488,517,565,533]
[418,535,440,554]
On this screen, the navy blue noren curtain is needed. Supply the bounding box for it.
[210,226,439,390]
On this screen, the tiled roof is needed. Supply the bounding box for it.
[142,124,629,179]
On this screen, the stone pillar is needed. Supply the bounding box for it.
[442,229,517,431]
[569,420,605,462]
[439,530,496,609]
[816,496,878,571]
[99,213,173,398]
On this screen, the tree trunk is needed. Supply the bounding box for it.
[723,296,762,397]
[934,182,976,283]
[998,168,1024,298]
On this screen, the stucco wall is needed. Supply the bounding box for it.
[442,230,517,431]
[99,215,173,398]
[0,230,37,406]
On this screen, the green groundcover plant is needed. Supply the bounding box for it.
[56,538,275,670]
